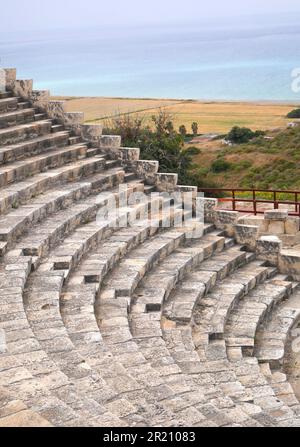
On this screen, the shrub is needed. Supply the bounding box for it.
[211,158,232,173]
[226,126,265,144]
[287,108,300,119]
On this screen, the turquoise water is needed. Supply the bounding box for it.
[1,17,300,100]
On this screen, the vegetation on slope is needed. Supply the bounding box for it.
[195,125,300,190]
[104,109,300,192]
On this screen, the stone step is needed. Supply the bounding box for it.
[162,326,264,426]
[34,113,48,121]
[69,136,82,145]
[98,224,265,426]
[46,182,148,278]
[0,143,88,188]
[96,224,222,426]
[163,246,250,324]
[0,258,126,426]
[51,124,64,133]
[17,101,31,110]
[0,92,12,99]
[14,178,145,259]
[0,131,70,165]
[0,97,19,113]
[254,288,300,369]
[0,168,126,245]
[0,120,53,146]
[101,220,207,299]
[0,108,35,129]
[21,199,184,425]
[225,276,293,356]
[0,156,108,215]
[197,261,276,340]
[259,364,300,417]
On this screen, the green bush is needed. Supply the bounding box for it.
[227,126,265,144]
[211,158,232,173]
[287,108,300,119]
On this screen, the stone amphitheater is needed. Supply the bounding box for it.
[1,68,300,428]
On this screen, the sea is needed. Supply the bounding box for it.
[0,13,300,101]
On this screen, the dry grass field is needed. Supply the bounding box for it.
[53,96,300,133]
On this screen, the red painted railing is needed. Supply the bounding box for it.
[199,188,300,217]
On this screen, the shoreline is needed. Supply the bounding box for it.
[53,95,300,106]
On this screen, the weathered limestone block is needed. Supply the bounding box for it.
[98,135,122,159]
[12,79,33,99]
[156,173,178,192]
[264,210,289,221]
[256,235,282,266]
[81,123,103,143]
[99,135,122,148]
[176,185,198,213]
[30,89,50,111]
[268,220,285,235]
[214,210,239,236]
[119,147,140,162]
[64,112,84,125]
[45,100,66,121]
[279,250,300,277]
[63,112,84,135]
[3,68,16,90]
[131,160,159,185]
[234,224,259,250]
[196,197,218,223]
[285,217,299,235]
[238,215,266,232]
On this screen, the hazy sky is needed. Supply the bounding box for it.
[2,0,300,32]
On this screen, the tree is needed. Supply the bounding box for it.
[103,111,201,186]
[287,108,300,119]
[191,122,198,136]
[227,126,265,144]
[179,125,187,138]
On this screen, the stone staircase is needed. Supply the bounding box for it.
[1,69,300,427]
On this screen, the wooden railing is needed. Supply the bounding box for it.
[199,188,300,217]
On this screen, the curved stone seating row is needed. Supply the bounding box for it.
[0,156,109,215]
[225,278,293,356]
[1,190,162,425]
[149,249,300,426]
[164,247,254,324]
[0,256,124,426]
[176,255,300,426]
[0,385,52,427]
[0,96,20,114]
[0,167,127,249]
[0,120,53,146]
[61,224,196,425]
[130,242,270,426]
[95,228,263,426]
[14,181,154,260]
[0,108,37,129]
[96,224,221,426]
[0,131,70,165]
[22,200,191,426]
[0,143,88,188]
[254,288,300,369]
[163,326,263,427]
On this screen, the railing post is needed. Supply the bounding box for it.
[296,192,298,214]
[232,190,236,211]
[274,191,278,210]
[253,190,257,215]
